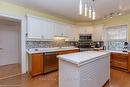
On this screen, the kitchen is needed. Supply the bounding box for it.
[0,0,130,87]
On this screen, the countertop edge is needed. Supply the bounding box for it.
[58,52,110,66]
[27,48,79,54]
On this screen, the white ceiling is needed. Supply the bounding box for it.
[2,0,130,22]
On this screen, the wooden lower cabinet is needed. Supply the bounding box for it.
[28,53,44,77]
[128,52,130,72]
[110,52,128,70]
[28,49,79,77]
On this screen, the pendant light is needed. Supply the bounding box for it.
[84,3,88,16]
[78,0,96,20]
[92,9,96,20]
[79,0,83,15]
[89,6,92,18]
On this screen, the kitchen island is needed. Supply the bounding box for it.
[58,51,110,87]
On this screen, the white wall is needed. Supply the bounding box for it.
[0,20,21,66]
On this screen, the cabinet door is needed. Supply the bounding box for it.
[87,27,93,34]
[27,16,43,38]
[93,25,104,41]
[41,20,54,39]
[79,27,87,34]
[78,26,93,34]
[31,53,43,76]
[66,25,79,41]
[111,53,128,70]
[53,22,64,36]
[27,16,54,40]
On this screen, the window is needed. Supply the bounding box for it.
[104,25,128,51]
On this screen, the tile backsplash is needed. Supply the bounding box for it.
[26,41,76,49]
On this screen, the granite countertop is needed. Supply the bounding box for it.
[57,51,110,66]
[27,46,79,54]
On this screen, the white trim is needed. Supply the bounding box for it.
[103,24,128,50]
[0,13,27,74]
[104,24,129,41]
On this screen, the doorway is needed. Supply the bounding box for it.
[0,18,21,79]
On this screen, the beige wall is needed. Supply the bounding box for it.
[93,14,130,40]
[0,1,74,24]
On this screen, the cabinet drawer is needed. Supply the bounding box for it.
[110,52,128,70]
[111,53,128,58]
[111,61,128,69]
[58,49,79,55]
[111,53,128,62]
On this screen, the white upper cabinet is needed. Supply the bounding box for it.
[42,21,54,39]
[27,16,104,41]
[27,16,43,39]
[93,24,104,41]
[53,22,66,36]
[27,16,79,41]
[27,16,54,40]
[78,26,93,35]
[67,25,79,41]
[53,22,79,41]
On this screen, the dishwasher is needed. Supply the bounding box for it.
[44,52,59,73]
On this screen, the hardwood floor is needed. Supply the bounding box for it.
[104,69,130,87]
[0,63,21,79]
[0,68,130,87]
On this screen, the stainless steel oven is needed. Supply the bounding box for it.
[79,34,94,51]
[44,52,58,73]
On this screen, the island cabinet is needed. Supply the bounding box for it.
[110,52,128,70]
[28,53,44,77]
[58,51,110,87]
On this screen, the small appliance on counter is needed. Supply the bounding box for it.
[94,41,104,48]
[95,42,100,48]
[122,42,128,52]
[93,41,104,51]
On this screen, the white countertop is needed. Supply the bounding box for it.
[27,47,79,54]
[108,50,128,54]
[57,51,110,66]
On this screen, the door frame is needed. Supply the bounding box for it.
[0,12,26,74]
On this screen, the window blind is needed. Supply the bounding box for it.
[104,25,128,51]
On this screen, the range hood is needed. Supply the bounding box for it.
[53,35,68,40]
